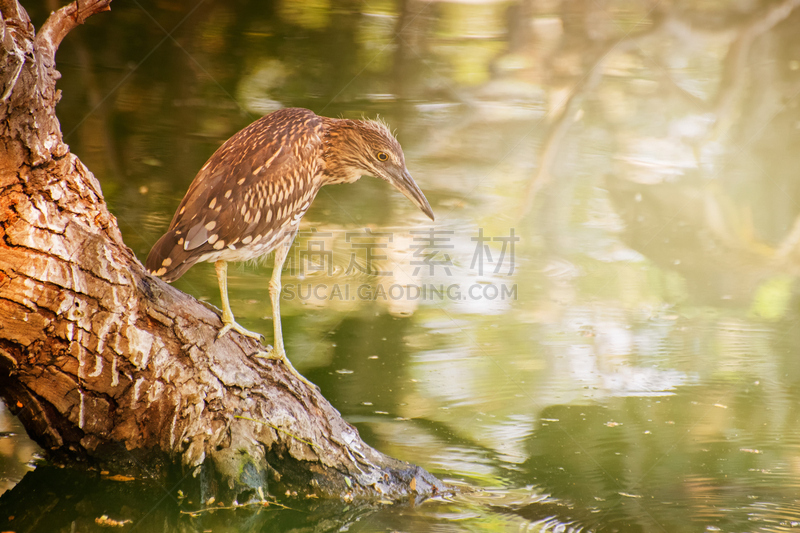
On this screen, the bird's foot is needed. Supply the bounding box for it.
[254,347,318,390]
[218,320,265,342]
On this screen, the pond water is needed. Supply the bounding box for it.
[3,0,800,531]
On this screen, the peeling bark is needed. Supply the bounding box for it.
[0,0,445,504]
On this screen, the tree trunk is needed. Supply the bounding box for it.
[0,0,444,504]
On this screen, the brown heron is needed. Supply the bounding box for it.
[146,107,434,386]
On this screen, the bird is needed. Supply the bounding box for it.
[145,107,435,386]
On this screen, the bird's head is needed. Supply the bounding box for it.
[324,117,435,221]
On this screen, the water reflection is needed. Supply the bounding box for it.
[4,0,800,530]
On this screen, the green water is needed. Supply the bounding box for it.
[3,0,800,530]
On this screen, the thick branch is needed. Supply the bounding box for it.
[36,0,111,55]
[0,0,31,26]
[0,1,33,104]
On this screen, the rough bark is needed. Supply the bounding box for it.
[0,0,444,504]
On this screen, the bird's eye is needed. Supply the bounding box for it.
[376,151,389,162]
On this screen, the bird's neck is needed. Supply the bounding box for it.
[320,118,367,185]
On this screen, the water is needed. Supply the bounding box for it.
[4,0,800,530]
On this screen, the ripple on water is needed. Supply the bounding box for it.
[352,487,590,533]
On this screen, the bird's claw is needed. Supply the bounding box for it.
[217,321,265,342]
[253,346,279,360]
[255,347,318,390]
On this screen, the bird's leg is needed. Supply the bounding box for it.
[215,260,263,341]
[268,246,287,357]
[255,238,316,388]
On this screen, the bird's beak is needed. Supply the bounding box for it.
[391,168,435,221]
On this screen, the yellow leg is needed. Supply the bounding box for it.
[256,238,316,388]
[268,260,286,356]
[215,260,263,340]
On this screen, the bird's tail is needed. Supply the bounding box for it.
[145,230,197,282]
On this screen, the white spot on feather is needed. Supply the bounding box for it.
[263,146,282,168]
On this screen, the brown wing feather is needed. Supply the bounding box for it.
[146,108,325,281]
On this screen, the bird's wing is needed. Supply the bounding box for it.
[146,108,324,281]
